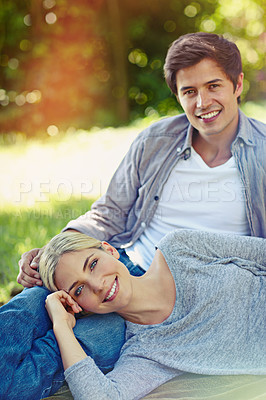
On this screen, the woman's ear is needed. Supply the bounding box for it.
[101,242,120,259]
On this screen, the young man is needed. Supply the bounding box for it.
[1,32,265,399]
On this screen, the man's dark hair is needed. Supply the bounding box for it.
[164,32,242,97]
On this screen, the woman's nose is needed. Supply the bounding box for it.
[90,276,105,294]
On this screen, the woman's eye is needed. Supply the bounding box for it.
[90,260,97,271]
[75,285,83,297]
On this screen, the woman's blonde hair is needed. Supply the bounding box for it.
[39,231,102,292]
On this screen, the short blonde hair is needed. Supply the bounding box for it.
[39,231,102,292]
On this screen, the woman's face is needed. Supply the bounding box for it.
[54,243,133,314]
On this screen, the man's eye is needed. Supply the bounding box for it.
[210,84,219,89]
[90,260,97,271]
[75,285,83,297]
[184,90,195,95]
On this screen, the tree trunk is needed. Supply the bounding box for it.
[106,0,129,123]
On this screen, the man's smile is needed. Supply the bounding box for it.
[196,110,222,121]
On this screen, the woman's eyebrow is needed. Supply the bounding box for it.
[83,256,90,271]
[67,254,94,293]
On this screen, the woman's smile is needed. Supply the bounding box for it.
[54,244,133,314]
[104,277,119,302]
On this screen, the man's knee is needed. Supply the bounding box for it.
[74,313,126,371]
[7,286,50,309]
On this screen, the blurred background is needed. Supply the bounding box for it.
[0,0,265,135]
[0,0,265,301]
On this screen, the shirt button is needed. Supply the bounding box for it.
[141,222,146,229]
[176,147,181,153]
[154,195,159,201]
[240,142,244,147]
[184,148,191,160]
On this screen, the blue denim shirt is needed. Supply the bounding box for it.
[65,111,266,242]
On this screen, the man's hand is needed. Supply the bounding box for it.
[17,248,44,288]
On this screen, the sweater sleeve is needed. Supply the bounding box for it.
[65,354,179,400]
[158,230,266,270]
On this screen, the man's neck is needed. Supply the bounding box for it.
[192,131,235,168]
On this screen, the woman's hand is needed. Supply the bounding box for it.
[45,291,83,330]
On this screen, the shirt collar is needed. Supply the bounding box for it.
[176,123,194,156]
[234,109,255,147]
[178,109,255,155]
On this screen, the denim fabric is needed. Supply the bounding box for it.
[0,251,144,400]
[117,248,145,276]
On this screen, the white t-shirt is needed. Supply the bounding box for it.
[126,147,250,270]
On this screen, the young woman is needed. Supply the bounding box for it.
[39,229,266,400]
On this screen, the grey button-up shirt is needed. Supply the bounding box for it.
[64,111,266,243]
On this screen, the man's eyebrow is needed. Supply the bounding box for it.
[67,254,94,294]
[179,78,223,92]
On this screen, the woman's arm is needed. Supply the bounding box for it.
[45,292,179,400]
[159,230,266,267]
[45,291,87,370]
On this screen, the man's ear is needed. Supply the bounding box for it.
[101,242,120,259]
[235,72,244,97]
[175,94,180,104]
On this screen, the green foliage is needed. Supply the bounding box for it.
[0,0,265,134]
[0,197,94,303]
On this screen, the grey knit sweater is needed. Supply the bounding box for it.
[65,230,266,400]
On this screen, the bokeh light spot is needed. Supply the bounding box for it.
[15,94,26,106]
[200,19,216,32]
[128,86,140,99]
[0,96,9,106]
[128,49,148,67]
[245,49,259,64]
[45,12,57,24]
[47,125,59,136]
[43,0,56,9]
[145,106,158,117]
[8,58,19,70]
[24,14,32,26]
[164,20,176,32]
[97,71,110,82]
[150,59,162,70]
[26,92,37,104]
[0,89,6,101]
[184,5,198,17]
[246,21,264,37]
[7,91,17,102]
[135,92,148,105]
[20,39,32,51]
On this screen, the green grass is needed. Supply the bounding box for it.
[0,197,94,304]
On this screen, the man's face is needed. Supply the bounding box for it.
[176,58,243,141]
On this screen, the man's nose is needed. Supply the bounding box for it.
[196,90,211,109]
